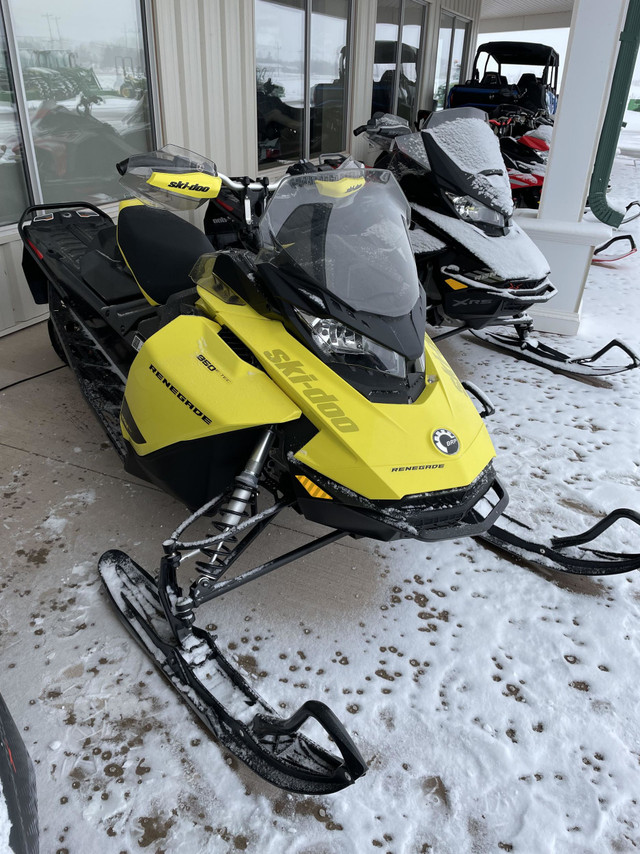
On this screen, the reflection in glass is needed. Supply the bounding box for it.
[309,0,349,157]
[256,0,305,165]
[434,12,454,109]
[8,0,154,205]
[0,17,30,226]
[372,0,400,116]
[398,0,426,123]
[450,20,468,89]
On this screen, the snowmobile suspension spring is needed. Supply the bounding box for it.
[201,427,276,570]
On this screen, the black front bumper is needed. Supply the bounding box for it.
[292,463,509,543]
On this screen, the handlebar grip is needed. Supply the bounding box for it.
[353,125,367,137]
[116,158,129,176]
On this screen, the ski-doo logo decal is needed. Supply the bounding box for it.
[149,364,212,425]
[263,349,359,433]
[391,464,444,472]
[432,428,460,456]
[168,180,211,192]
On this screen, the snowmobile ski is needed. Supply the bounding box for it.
[470,327,640,377]
[99,549,367,794]
[592,234,637,264]
[477,508,640,576]
[621,200,640,224]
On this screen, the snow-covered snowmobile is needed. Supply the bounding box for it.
[19,146,640,794]
[355,108,640,378]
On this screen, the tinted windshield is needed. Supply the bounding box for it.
[258,169,419,317]
[424,108,513,214]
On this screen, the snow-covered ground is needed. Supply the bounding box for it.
[1,155,640,854]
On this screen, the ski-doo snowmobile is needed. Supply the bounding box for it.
[355,108,640,378]
[19,146,640,794]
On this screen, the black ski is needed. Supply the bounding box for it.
[470,329,640,377]
[99,550,367,794]
[477,508,640,575]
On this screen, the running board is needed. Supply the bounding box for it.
[470,330,640,377]
[477,508,640,576]
[99,550,367,794]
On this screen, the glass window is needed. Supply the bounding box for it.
[256,0,305,165]
[372,0,400,116]
[5,0,154,208]
[256,0,350,167]
[0,15,30,226]
[434,12,454,109]
[450,20,469,89]
[434,11,470,109]
[310,0,349,157]
[398,0,426,122]
[372,0,427,124]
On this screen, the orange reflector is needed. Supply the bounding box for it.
[296,475,332,500]
[445,277,467,290]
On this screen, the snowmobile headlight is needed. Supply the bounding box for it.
[446,193,505,228]
[296,310,406,378]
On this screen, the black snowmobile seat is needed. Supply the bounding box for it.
[117,205,212,305]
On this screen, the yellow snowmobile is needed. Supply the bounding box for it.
[19,145,640,794]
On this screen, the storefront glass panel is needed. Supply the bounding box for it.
[0,13,30,226]
[9,0,154,204]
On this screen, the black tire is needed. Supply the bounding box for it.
[48,317,68,364]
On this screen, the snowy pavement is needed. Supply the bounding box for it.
[1,155,640,853]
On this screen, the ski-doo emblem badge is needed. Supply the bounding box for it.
[432,428,459,455]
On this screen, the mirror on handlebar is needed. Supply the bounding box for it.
[118,144,222,211]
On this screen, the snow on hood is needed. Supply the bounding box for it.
[425,116,514,215]
[412,203,551,281]
[409,227,447,255]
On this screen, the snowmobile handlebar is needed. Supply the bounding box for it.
[115,156,282,194]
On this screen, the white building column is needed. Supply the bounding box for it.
[517,0,629,334]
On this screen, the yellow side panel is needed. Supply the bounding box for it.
[197,289,495,501]
[122,314,301,456]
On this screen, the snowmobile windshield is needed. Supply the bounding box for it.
[423,108,514,217]
[257,169,419,318]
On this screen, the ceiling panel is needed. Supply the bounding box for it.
[481,0,573,20]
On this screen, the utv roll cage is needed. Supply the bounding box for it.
[447,41,560,115]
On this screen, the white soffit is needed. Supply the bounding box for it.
[480,0,574,31]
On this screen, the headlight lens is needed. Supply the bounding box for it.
[446,192,506,228]
[296,310,407,378]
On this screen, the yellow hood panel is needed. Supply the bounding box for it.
[198,289,496,501]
